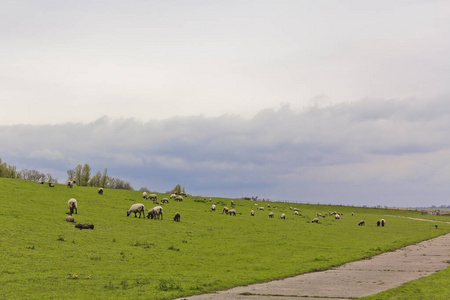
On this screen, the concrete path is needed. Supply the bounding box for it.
[177,232,450,300]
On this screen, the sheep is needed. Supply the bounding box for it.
[173,212,181,222]
[75,223,94,230]
[211,204,216,211]
[280,213,286,219]
[358,220,365,226]
[293,208,299,211]
[37,180,44,184]
[142,192,147,199]
[222,207,229,214]
[228,209,236,216]
[231,200,234,205]
[250,210,254,216]
[161,198,169,204]
[377,220,381,227]
[295,211,299,215]
[67,180,76,188]
[147,194,157,200]
[127,203,145,218]
[257,207,265,211]
[49,183,55,187]
[267,204,271,208]
[335,214,340,219]
[312,218,319,223]
[68,198,78,214]
[175,195,183,202]
[65,214,74,222]
[380,219,385,227]
[153,206,163,220]
[170,194,177,199]
[269,212,274,218]
[98,187,104,195]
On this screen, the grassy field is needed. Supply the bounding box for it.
[1,178,449,299]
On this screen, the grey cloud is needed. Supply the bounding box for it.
[1,96,450,206]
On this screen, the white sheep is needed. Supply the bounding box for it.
[68,198,78,215]
[67,180,76,188]
[153,206,163,219]
[380,219,386,227]
[335,214,340,219]
[257,207,265,211]
[170,194,177,199]
[222,207,229,214]
[142,192,147,199]
[228,209,236,216]
[147,194,157,200]
[161,198,169,204]
[280,213,286,219]
[98,187,104,195]
[173,212,181,222]
[312,218,319,223]
[175,195,183,202]
[65,214,74,222]
[269,212,274,218]
[211,204,216,211]
[251,210,254,216]
[127,203,145,218]
[295,211,299,215]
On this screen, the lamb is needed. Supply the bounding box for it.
[127,203,145,218]
[358,220,365,226]
[98,187,104,195]
[280,213,286,219]
[65,214,74,222]
[67,180,76,188]
[312,218,319,223]
[142,192,147,199]
[251,210,254,216]
[68,198,78,214]
[228,209,236,216]
[222,207,229,214]
[211,204,216,211]
[380,219,385,227]
[75,223,94,230]
[173,212,181,222]
[269,212,274,218]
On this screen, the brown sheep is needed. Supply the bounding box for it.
[65,214,74,222]
[75,223,94,230]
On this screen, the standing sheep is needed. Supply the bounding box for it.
[358,220,365,226]
[142,192,147,199]
[67,180,76,188]
[294,211,299,215]
[280,213,286,219]
[147,194,157,200]
[269,212,274,218]
[175,195,183,202]
[98,187,104,195]
[312,218,319,223]
[173,212,181,222]
[222,207,229,214]
[161,198,169,204]
[170,194,177,200]
[380,219,386,227]
[250,210,254,216]
[153,206,163,220]
[335,214,340,219]
[127,203,145,218]
[68,198,78,215]
[211,204,216,211]
[228,209,236,216]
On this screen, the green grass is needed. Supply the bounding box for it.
[1,178,449,299]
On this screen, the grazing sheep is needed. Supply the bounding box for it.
[294,211,299,215]
[75,223,94,230]
[175,195,183,202]
[231,200,234,205]
[251,210,254,216]
[312,218,319,223]
[67,180,76,188]
[161,198,169,204]
[49,183,55,187]
[170,194,177,199]
[228,209,236,216]
[267,204,270,208]
[142,192,147,199]
[222,207,229,214]
[280,213,286,219]
[146,208,155,219]
[68,198,78,215]
[380,219,385,227]
[37,180,44,184]
[293,208,299,212]
[147,194,157,200]
[335,214,340,219]
[173,212,181,222]
[211,204,216,211]
[98,187,104,195]
[358,220,365,226]
[127,203,145,218]
[377,220,381,227]
[65,214,74,222]
[257,207,265,211]
[317,213,322,217]
[153,206,163,220]
[269,212,274,218]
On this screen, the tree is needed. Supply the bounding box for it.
[80,164,91,186]
[74,164,82,185]
[100,168,108,188]
[89,171,101,187]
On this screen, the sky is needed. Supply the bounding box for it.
[1,1,450,207]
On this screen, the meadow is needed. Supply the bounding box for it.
[1,178,449,299]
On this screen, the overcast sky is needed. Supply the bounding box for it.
[1,1,450,207]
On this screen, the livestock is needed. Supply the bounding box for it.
[211,204,216,211]
[267,204,270,208]
[65,214,74,222]
[98,187,104,195]
[49,183,55,187]
[294,211,299,215]
[377,220,381,227]
[228,209,236,216]
[335,214,340,219]
[380,219,385,227]
[170,194,177,199]
[222,207,229,214]
[148,206,163,220]
[250,210,254,216]
[142,192,147,199]
[269,212,274,218]
[75,223,94,230]
[231,200,234,205]
[175,195,183,202]
[257,207,265,211]
[127,203,145,218]
[312,218,319,223]
[161,198,169,204]
[68,198,78,214]
[280,213,286,219]
[37,180,44,184]
[173,212,181,222]
[147,194,157,200]
[358,220,365,226]
[67,180,76,188]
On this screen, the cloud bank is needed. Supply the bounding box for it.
[2,97,450,207]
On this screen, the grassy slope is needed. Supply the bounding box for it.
[0,178,449,299]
